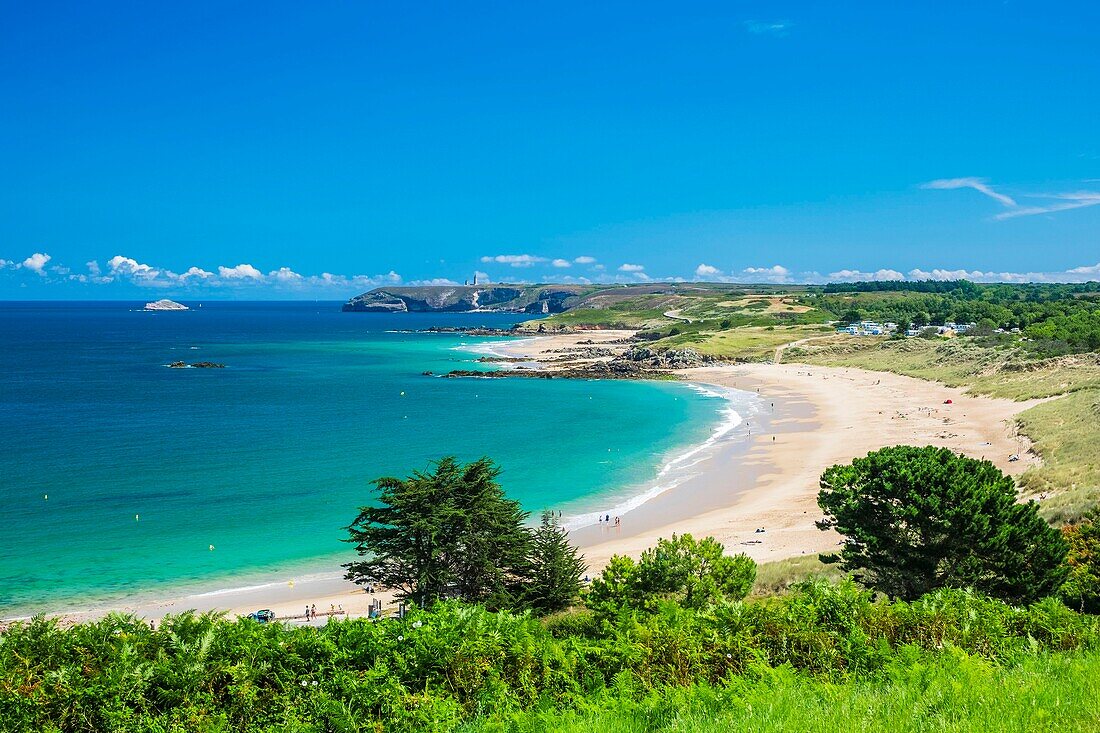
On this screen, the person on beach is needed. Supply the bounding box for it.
[311,604,316,620]
[614,516,621,528]
[304,605,310,621]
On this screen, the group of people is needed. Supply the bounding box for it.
[597,513,621,528]
[303,603,318,622]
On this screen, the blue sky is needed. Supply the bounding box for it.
[2,1,1099,298]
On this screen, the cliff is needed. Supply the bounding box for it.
[342,285,591,314]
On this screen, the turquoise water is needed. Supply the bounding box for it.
[0,302,728,616]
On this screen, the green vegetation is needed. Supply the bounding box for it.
[752,555,846,597]
[1016,389,1100,521]
[4,580,1098,732]
[526,511,587,615]
[818,447,1067,603]
[1061,513,1100,614]
[587,535,756,619]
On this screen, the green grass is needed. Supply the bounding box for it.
[655,325,833,361]
[1017,389,1100,523]
[784,336,1100,400]
[752,555,846,597]
[470,651,1100,732]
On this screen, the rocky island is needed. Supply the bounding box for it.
[144,299,189,311]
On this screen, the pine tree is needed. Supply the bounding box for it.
[344,456,531,607]
[525,511,586,614]
[818,446,1068,604]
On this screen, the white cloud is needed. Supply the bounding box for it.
[695,263,721,277]
[573,255,597,264]
[923,177,1100,220]
[480,254,547,267]
[828,268,905,282]
[551,259,571,268]
[922,177,1017,207]
[618,263,645,272]
[994,190,1100,220]
[180,266,215,281]
[217,263,264,280]
[593,264,606,271]
[409,278,460,286]
[741,265,792,283]
[744,20,791,36]
[108,255,160,280]
[268,267,302,283]
[22,252,51,274]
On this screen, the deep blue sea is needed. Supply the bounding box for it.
[0,302,731,616]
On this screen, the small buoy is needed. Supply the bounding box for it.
[135,514,140,521]
[209,544,215,551]
[44,494,48,500]
[400,391,405,396]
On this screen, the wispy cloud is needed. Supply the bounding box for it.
[744,20,792,37]
[479,254,547,267]
[994,191,1100,220]
[922,177,1017,207]
[923,177,1100,220]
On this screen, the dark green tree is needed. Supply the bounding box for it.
[587,534,756,618]
[524,511,587,614]
[345,457,532,607]
[817,446,1068,604]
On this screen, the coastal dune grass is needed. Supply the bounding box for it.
[751,555,846,597]
[1017,389,1100,523]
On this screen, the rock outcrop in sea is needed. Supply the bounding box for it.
[144,299,189,311]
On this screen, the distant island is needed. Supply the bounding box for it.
[144,299,188,311]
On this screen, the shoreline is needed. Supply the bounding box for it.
[4,329,1043,626]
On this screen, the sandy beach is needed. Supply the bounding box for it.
[497,331,1044,571]
[11,329,1045,626]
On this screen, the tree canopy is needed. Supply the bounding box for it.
[524,511,587,614]
[587,534,756,618]
[817,446,1067,604]
[345,456,532,608]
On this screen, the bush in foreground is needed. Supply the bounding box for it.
[2,581,1096,732]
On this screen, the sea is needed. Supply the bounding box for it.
[0,301,756,617]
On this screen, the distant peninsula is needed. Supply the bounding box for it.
[144,299,188,311]
[342,285,590,314]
